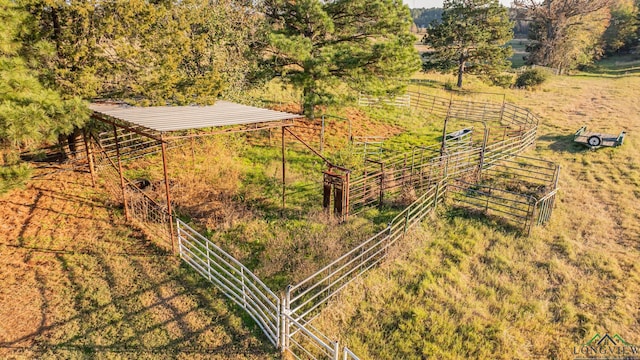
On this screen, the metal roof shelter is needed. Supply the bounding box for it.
[88,100,304,253]
[89,101,302,140]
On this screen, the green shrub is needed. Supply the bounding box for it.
[444,79,456,90]
[0,163,32,195]
[515,69,548,89]
[490,73,514,88]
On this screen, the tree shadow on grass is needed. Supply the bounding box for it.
[0,236,278,359]
[537,134,589,154]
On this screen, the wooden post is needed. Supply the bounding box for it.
[83,129,96,187]
[113,125,130,221]
[334,181,343,218]
[323,173,331,210]
[161,137,176,255]
[343,172,350,220]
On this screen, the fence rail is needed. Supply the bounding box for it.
[535,188,558,226]
[358,93,411,108]
[285,313,338,359]
[448,179,535,231]
[98,127,163,162]
[287,181,444,325]
[177,220,281,347]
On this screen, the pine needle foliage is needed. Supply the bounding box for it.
[263,0,422,118]
[422,0,513,88]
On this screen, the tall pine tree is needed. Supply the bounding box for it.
[263,0,421,118]
[22,0,266,105]
[422,0,513,88]
[0,0,88,153]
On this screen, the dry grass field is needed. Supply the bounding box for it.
[314,70,640,359]
[0,168,278,359]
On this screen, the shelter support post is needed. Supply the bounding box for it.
[83,129,96,187]
[113,124,130,221]
[161,137,176,254]
[343,172,350,220]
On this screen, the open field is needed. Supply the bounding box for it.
[507,38,530,68]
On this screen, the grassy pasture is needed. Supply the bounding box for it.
[314,66,640,359]
[507,38,530,68]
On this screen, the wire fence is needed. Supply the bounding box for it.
[92,136,173,248]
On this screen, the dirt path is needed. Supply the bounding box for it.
[0,166,278,359]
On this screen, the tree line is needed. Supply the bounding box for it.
[1,0,421,158]
[418,0,640,82]
[3,0,638,159]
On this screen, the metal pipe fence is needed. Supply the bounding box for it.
[483,155,558,187]
[343,347,361,360]
[448,179,536,232]
[535,188,559,226]
[284,313,339,359]
[286,181,444,325]
[358,93,411,108]
[177,220,281,347]
[90,89,556,360]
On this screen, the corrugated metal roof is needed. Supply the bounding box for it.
[89,101,302,132]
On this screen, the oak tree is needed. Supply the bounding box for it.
[514,0,614,71]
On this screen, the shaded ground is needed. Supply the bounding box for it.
[0,166,278,359]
